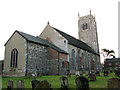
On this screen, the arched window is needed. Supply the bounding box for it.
[82,23,88,30]
[62,61,65,68]
[10,48,18,67]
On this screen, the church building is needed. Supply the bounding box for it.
[3,11,100,77]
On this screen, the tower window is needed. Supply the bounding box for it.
[10,48,18,67]
[82,23,88,30]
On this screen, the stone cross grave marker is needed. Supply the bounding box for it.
[89,72,96,81]
[35,80,51,90]
[108,78,120,89]
[75,76,89,90]
[7,80,13,90]
[17,80,24,89]
[60,76,69,89]
[32,79,40,90]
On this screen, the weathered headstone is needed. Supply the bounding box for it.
[7,80,13,90]
[35,80,51,90]
[75,76,89,90]
[75,71,80,78]
[79,70,83,76]
[89,72,96,81]
[60,76,69,89]
[32,73,37,80]
[104,70,108,77]
[95,71,100,76]
[85,70,89,76]
[66,70,71,78]
[41,68,44,75]
[17,80,24,89]
[108,78,120,89]
[32,79,40,90]
[115,68,120,77]
[37,73,42,77]
[26,73,31,78]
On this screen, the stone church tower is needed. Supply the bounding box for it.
[78,10,99,54]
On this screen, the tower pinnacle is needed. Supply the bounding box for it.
[47,21,49,25]
[78,12,80,17]
[90,9,91,15]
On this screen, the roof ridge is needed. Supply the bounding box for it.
[16,30,68,54]
[52,26,99,55]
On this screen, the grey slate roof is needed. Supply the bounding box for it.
[5,30,68,54]
[52,27,99,55]
[106,58,120,62]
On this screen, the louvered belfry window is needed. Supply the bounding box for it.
[10,48,18,67]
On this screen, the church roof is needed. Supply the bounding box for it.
[106,58,120,62]
[5,30,68,54]
[52,27,99,55]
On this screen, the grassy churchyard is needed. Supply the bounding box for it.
[2,72,120,89]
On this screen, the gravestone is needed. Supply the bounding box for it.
[35,80,51,90]
[7,80,13,90]
[60,76,69,89]
[75,76,89,90]
[85,70,89,76]
[115,70,120,77]
[79,68,83,76]
[32,73,37,80]
[37,73,42,77]
[17,80,24,89]
[75,71,80,78]
[26,73,31,78]
[104,70,108,76]
[89,72,96,81]
[115,68,120,77]
[76,75,80,78]
[95,71,100,76]
[32,79,40,90]
[108,78,120,89]
[66,70,71,78]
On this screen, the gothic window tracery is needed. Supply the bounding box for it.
[10,48,18,67]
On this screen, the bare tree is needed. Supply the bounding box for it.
[101,48,115,62]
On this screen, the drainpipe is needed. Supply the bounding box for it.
[58,52,59,75]
[25,42,28,76]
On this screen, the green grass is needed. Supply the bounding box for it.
[2,73,120,88]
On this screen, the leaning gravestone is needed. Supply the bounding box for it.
[108,78,120,89]
[17,80,24,89]
[32,79,40,90]
[60,76,69,89]
[75,76,89,90]
[7,80,13,90]
[89,72,96,81]
[35,80,51,90]
[95,71,100,76]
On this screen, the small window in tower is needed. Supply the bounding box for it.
[82,23,88,30]
[86,23,88,29]
[64,40,66,43]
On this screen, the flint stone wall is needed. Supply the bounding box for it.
[26,42,48,75]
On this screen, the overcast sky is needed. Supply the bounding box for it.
[0,0,119,63]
